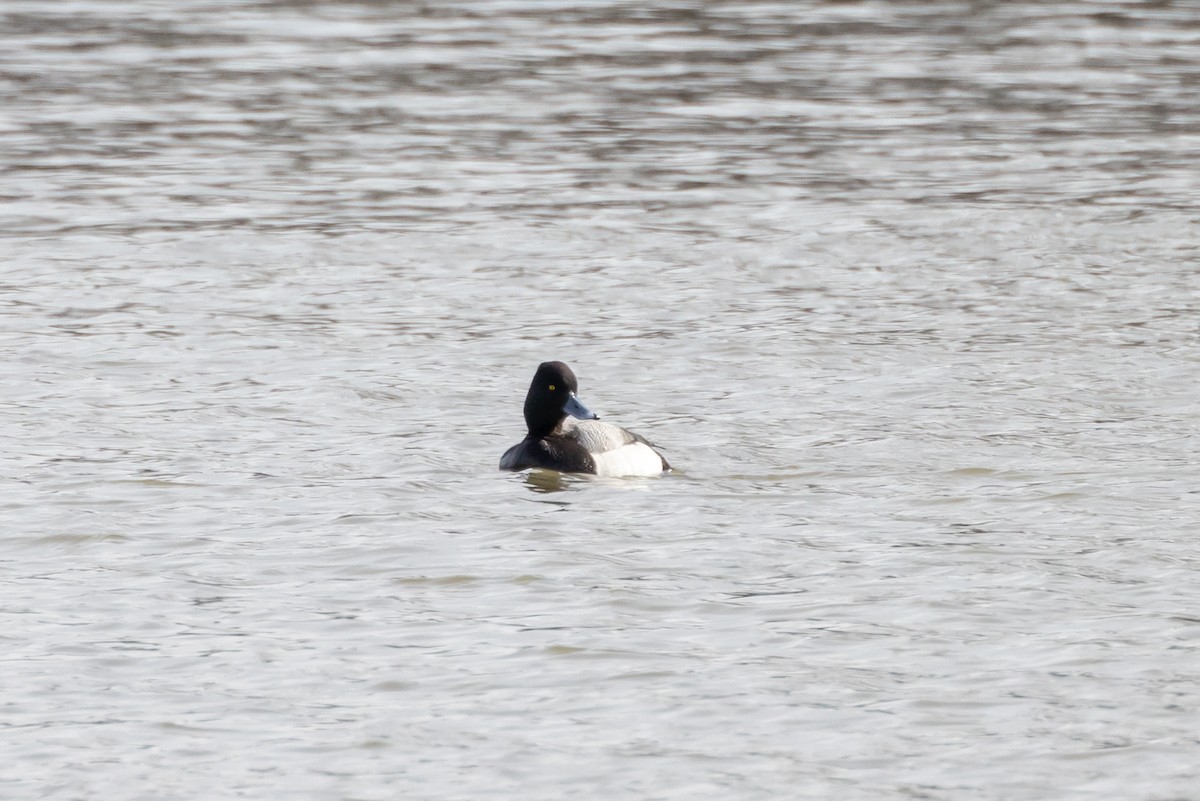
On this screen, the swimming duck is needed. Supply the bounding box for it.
[500,361,670,477]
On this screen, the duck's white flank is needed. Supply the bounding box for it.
[589,440,666,477]
[565,419,665,477]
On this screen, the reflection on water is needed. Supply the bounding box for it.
[523,469,575,494]
[3,2,1199,800]
[519,468,672,494]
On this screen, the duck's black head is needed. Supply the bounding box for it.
[522,361,599,437]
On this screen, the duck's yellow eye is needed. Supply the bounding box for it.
[548,384,556,391]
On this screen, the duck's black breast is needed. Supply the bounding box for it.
[499,435,597,474]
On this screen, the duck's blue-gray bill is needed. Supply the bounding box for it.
[564,393,599,420]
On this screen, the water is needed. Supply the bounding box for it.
[3,2,1199,799]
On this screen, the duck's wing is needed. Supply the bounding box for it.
[564,419,637,454]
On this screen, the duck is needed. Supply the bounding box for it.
[500,361,671,477]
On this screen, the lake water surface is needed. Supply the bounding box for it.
[2,2,1199,799]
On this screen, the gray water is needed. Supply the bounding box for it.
[3,2,1199,799]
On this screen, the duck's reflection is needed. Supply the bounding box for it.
[520,468,669,494]
[524,469,574,493]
